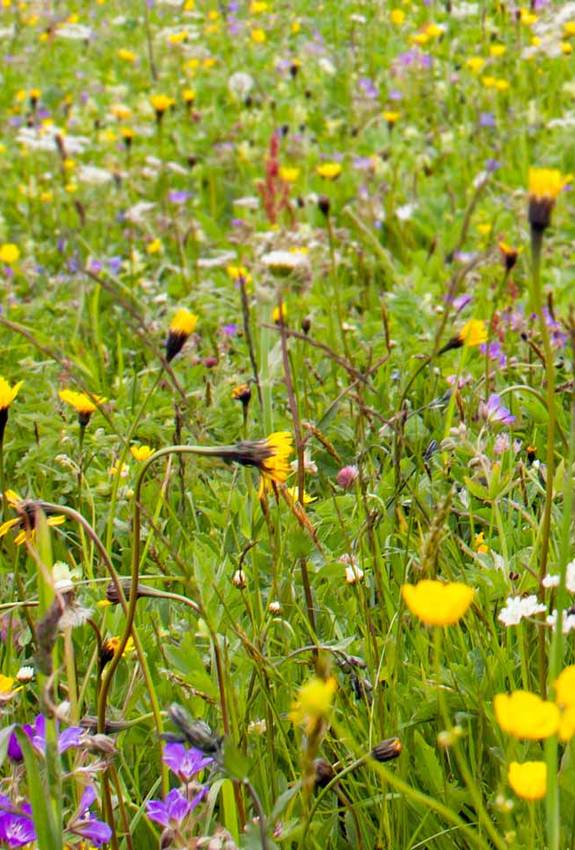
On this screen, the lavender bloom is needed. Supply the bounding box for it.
[8,715,83,762]
[480,341,507,367]
[168,190,192,205]
[479,112,495,128]
[147,788,207,829]
[0,798,36,848]
[163,742,213,781]
[358,77,379,99]
[67,787,112,847]
[479,394,515,426]
[452,294,472,313]
[221,323,239,337]
[543,309,567,349]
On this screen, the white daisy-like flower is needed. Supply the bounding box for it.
[498,595,546,627]
[261,250,310,273]
[55,23,93,41]
[228,72,254,100]
[547,610,575,634]
[16,666,34,683]
[77,165,113,185]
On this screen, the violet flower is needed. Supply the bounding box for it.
[480,340,507,367]
[163,742,213,782]
[147,787,207,829]
[479,394,515,426]
[67,787,112,847]
[8,715,83,762]
[0,797,36,848]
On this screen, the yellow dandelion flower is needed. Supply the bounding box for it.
[498,241,520,271]
[226,264,252,284]
[251,28,266,43]
[459,319,488,347]
[0,244,20,265]
[0,491,65,546]
[0,675,15,693]
[564,21,575,35]
[279,166,300,183]
[182,88,196,104]
[250,0,268,11]
[390,9,405,24]
[117,48,136,62]
[383,111,400,124]
[317,162,342,180]
[528,168,567,231]
[146,238,163,255]
[508,761,547,800]
[561,41,573,54]
[401,580,474,626]
[0,378,23,412]
[130,445,154,462]
[285,487,317,505]
[231,383,252,404]
[289,676,337,734]
[59,389,106,426]
[466,57,485,73]
[166,308,198,362]
[100,635,135,668]
[490,44,506,57]
[272,303,287,324]
[494,691,560,740]
[150,94,175,118]
[226,432,293,485]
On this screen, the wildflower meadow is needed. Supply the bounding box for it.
[1,0,575,848]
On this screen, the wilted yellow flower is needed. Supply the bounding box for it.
[59,389,106,425]
[316,162,342,180]
[0,244,20,265]
[130,445,154,462]
[401,580,474,626]
[0,490,65,546]
[289,676,337,733]
[166,308,198,362]
[494,691,560,740]
[508,761,547,800]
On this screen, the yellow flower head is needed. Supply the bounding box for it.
[279,166,300,183]
[401,580,474,626]
[0,244,20,265]
[459,319,488,347]
[289,676,337,733]
[508,761,547,800]
[0,674,15,694]
[130,444,154,462]
[226,264,252,284]
[0,490,65,546]
[166,308,199,362]
[494,691,560,739]
[554,665,575,708]
[231,383,252,404]
[59,389,106,424]
[528,168,568,231]
[383,111,400,124]
[316,162,342,180]
[272,303,287,324]
[150,94,175,117]
[498,241,520,272]
[0,378,23,412]
[285,486,317,506]
[101,635,135,667]
[390,9,405,24]
[226,432,293,485]
[559,704,575,742]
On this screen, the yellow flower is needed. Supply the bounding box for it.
[117,48,136,62]
[226,264,252,284]
[561,41,573,54]
[424,22,443,38]
[100,635,135,668]
[316,162,342,180]
[474,532,488,554]
[401,580,474,626]
[289,676,337,733]
[146,238,163,255]
[0,490,65,546]
[250,0,268,11]
[251,28,266,43]
[490,44,506,57]
[0,675,15,693]
[59,389,106,423]
[459,319,488,347]
[231,383,251,404]
[528,168,567,231]
[182,88,196,104]
[564,21,575,35]
[0,244,20,265]
[0,378,23,412]
[279,166,300,183]
[285,487,317,505]
[150,94,175,116]
[554,665,575,708]
[498,241,520,271]
[494,691,560,739]
[130,445,154,462]
[272,303,287,324]
[383,111,400,124]
[559,704,575,741]
[466,56,485,73]
[390,9,405,24]
[227,432,293,485]
[166,308,198,361]
[508,761,547,800]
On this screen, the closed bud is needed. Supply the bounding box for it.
[314,758,336,788]
[318,195,331,217]
[301,316,311,334]
[371,737,402,762]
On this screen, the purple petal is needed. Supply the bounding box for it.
[0,813,37,847]
[165,788,193,824]
[7,735,22,763]
[163,743,213,780]
[72,817,112,847]
[146,799,170,828]
[58,726,83,753]
[78,786,97,817]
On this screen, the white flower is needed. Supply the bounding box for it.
[261,250,310,273]
[53,562,74,593]
[77,165,113,185]
[124,201,156,224]
[56,23,93,40]
[498,595,546,627]
[228,72,254,99]
[547,610,575,634]
[542,574,560,589]
[17,126,90,154]
[340,554,364,585]
[16,666,34,683]
[396,203,417,221]
[318,57,336,76]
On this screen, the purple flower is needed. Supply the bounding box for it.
[479,112,496,128]
[480,341,507,367]
[147,788,206,829]
[221,323,239,337]
[452,294,472,313]
[543,309,568,349]
[358,77,379,99]
[8,715,83,762]
[0,798,36,848]
[168,190,191,205]
[163,743,213,781]
[479,394,515,426]
[67,786,112,847]
[336,465,359,490]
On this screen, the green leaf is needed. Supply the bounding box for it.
[222,739,251,781]
[16,730,62,850]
